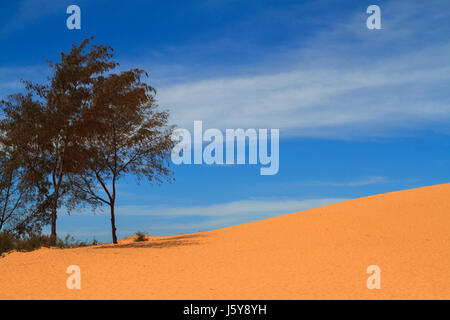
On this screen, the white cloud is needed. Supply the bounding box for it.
[3,1,449,140]
[159,61,450,137]
[155,1,450,139]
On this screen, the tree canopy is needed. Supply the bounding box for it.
[0,38,174,244]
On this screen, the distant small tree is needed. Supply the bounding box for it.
[70,65,175,244]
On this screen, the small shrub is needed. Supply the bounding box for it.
[63,234,75,248]
[0,232,52,255]
[0,231,96,257]
[15,234,53,251]
[134,231,148,242]
[0,232,16,256]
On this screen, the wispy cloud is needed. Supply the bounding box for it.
[159,61,450,137]
[59,197,347,239]
[311,176,389,187]
[117,197,347,235]
[114,197,346,217]
[3,1,449,140]
[155,1,450,139]
[0,66,48,97]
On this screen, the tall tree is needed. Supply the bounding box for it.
[0,38,115,244]
[70,68,175,244]
[1,38,174,244]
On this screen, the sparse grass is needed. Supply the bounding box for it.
[134,231,148,242]
[0,231,100,257]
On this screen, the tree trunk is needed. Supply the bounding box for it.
[50,202,57,246]
[50,154,64,246]
[110,202,118,244]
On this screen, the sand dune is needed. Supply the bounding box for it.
[0,184,449,299]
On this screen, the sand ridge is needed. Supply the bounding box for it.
[0,183,449,299]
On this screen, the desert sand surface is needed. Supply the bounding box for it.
[0,183,449,300]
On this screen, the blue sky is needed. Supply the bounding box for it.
[1,0,450,242]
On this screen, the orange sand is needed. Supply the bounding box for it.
[0,184,449,299]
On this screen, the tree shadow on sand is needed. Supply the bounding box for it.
[92,233,207,249]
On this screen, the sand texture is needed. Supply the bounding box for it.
[0,184,449,299]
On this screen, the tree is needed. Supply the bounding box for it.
[70,68,175,244]
[0,38,114,244]
[0,147,50,236]
[1,38,174,245]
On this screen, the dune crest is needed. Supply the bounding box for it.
[1,183,449,299]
